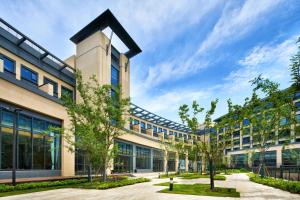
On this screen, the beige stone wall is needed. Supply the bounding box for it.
[0,79,74,176]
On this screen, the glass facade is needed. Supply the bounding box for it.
[231,154,248,168]
[253,151,276,167]
[282,149,300,166]
[136,146,151,169]
[0,107,61,171]
[114,141,133,173]
[61,86,74,100]
[153,150,163,172]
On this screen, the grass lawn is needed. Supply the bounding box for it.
[178,173,226,180]
[156,182,240,197]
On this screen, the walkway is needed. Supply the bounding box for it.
[1,173,299,200]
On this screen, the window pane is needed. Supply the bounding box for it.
[18,129,32,169]
[111,66,119,86]
[61,87,73,100]
[1,111,14,127]
[3,57,15,73]
[19,115,31,130]
[1,127,13,169]
[21,66,38,85]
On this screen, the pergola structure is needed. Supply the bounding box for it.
[130,103,191,133]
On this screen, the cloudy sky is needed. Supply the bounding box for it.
[1,0,300,122]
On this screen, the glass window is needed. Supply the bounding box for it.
[147,124,152,129]
[153,126,157,133]
[18,128,32,169]
[158,127,162,133]
[282,149,300,166]
[21,65,38,85]
[136,146,151,169]
[163,129,167,138]
[233,131,240,138]
[140,122,146,134]
[61,86,74,100]
[243,119,250,126]
[44,77,58,97]
[169,131,173,135]
[174,132,177,137]
[111,66,119,87]
[1,111,14,127]
[243,137,250,144]
[3,56,15,74]
[18,114,31,130]
[1,126,13,169]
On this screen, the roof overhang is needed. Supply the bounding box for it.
[70,9,141,59]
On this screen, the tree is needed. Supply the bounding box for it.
[179,99,219,190]
[290,38,300,88]
[216,99,243,170]
[62,70,130,182]
[244,75,295,177]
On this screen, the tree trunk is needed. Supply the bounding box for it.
[102,162,107,182]
[209,157,214,190]
[88,163,92,182]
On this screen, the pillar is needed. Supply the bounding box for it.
[276,148,282,168]
[133,145,136,172]
[150,149,154,171]
[163,150,168,173]
[175,152,179,173]
[185,153,189,172]
[0,58,3,72]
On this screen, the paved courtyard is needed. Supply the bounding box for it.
[2,173,300,200]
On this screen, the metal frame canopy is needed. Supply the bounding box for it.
[70,9,142,59]
[130,103,190,133]
[0,18,75,85]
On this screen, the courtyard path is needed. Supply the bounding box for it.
[1,173,299,200]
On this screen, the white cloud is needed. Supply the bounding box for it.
[198,0,283,54]
[222,36,298,94]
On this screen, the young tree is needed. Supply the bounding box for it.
[216,99,243,170]
[179,99,219,190]
[244,76,295,177]
[290,38,300,88]
[62,71,130,182]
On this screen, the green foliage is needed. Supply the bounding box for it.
[290,38,300,88]
[216,168,249,175]
[178,173,226,180]
[158,183,240,197]
[0,179,88,193]
[94,178,150,189]
[62,70,130,180]
[249,173,300,194]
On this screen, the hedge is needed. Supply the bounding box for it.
[0,179,88,193]
[249,173,300,194]
[96,178,150,189]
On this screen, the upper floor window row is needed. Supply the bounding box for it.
[21,65,38,85]
[2,55,15,74]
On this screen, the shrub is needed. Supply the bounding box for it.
[249,174,300,194]
[96,178,150,189]
[0,179,88,193]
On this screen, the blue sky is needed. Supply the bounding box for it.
[1,0,300,123]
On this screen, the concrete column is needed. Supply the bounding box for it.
[175,152,179,173]
[15,60,21,80]
[201,155,206,174]
[150,149,154,171]
[276,148,282,168]
[0,58,3,72]
[133,145,136,172]
[185,153,189,172]
[163,151,168,173]
[291,124,295,143]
